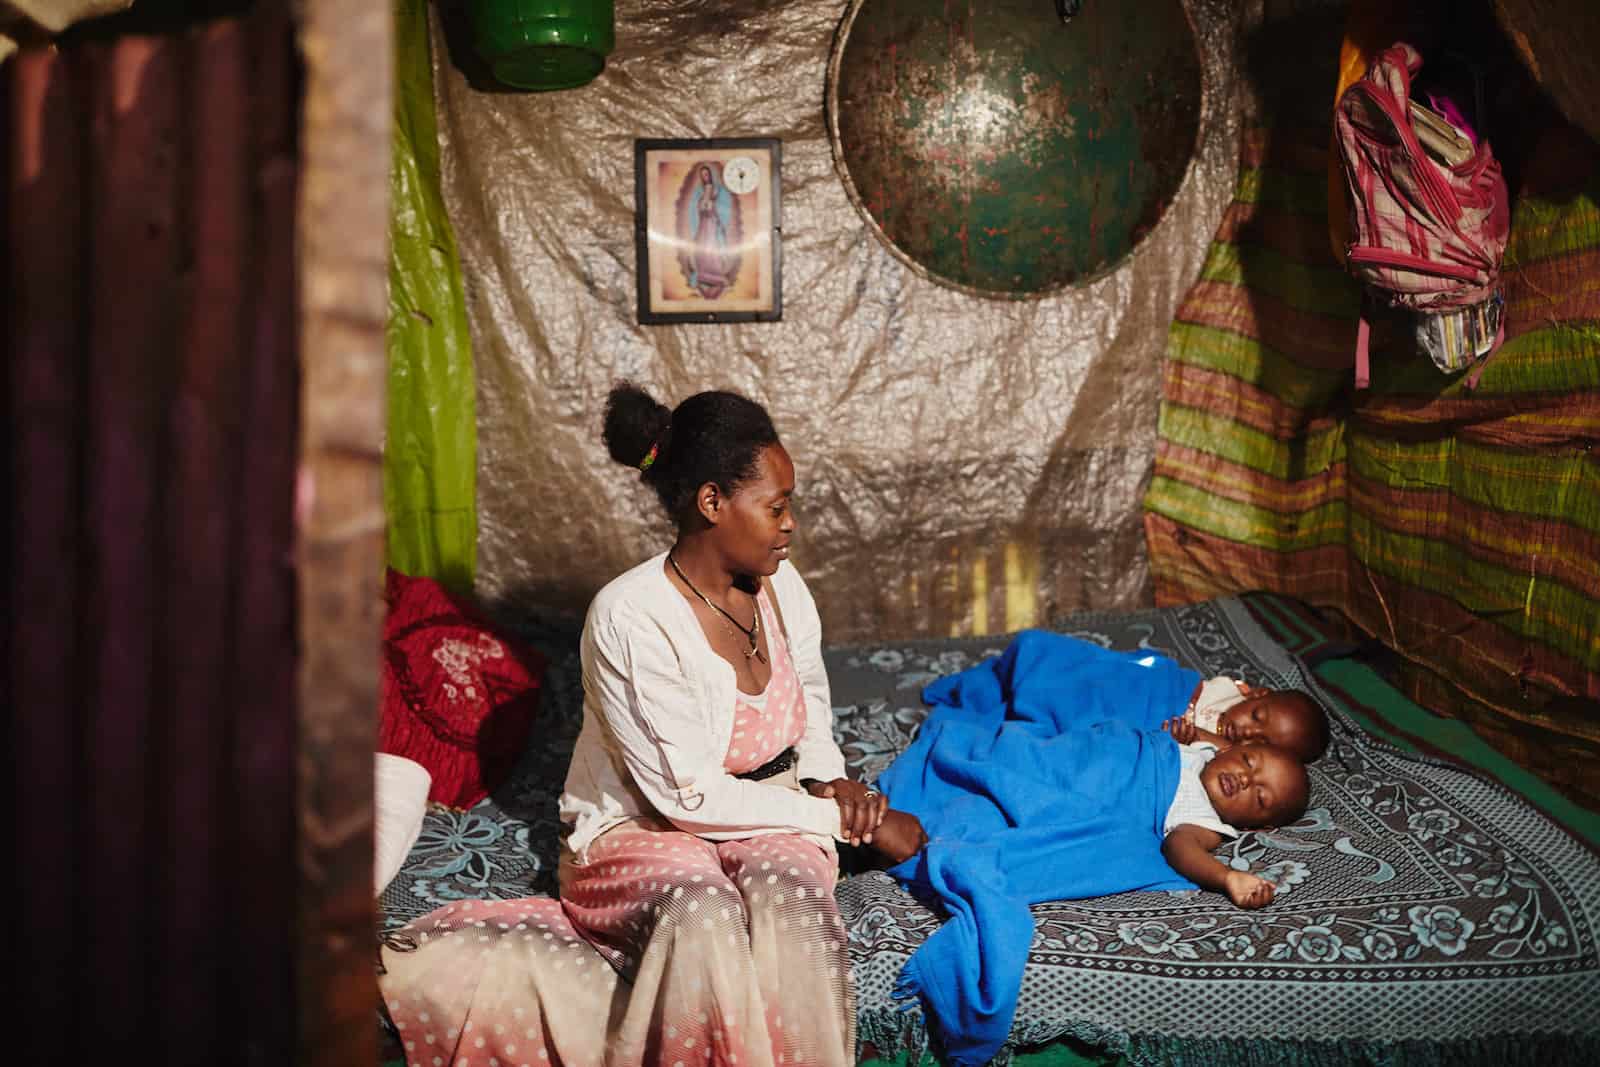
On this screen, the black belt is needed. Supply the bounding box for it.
[734,746,797,781]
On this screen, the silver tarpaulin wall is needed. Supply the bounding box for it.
[430,0,1252,641]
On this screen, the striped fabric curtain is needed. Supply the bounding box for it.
[1144,121,1600,809]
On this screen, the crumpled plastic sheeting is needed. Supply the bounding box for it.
[431,0,1251,641]
[387,0,477,592]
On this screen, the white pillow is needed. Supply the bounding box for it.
[375,753,432,895]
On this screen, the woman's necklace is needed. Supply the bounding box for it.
[669,554,766,664]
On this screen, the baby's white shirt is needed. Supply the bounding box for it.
[1187,676,1247,733]
[1163,741,1240,839]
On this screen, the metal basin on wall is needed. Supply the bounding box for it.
[827,0,1203,297]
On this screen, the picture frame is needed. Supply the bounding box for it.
[634,137,782,324]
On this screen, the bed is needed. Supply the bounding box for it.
[377,593,1600,1066]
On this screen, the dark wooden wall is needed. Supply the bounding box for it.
[7,8,302,1063]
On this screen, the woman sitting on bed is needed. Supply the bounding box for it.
[558,381,927,1067]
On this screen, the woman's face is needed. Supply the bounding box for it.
[713,443,796,576]
[699,165,714,186]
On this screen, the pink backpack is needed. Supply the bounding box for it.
[1334,43,1511,388]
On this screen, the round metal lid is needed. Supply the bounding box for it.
[827,0,1203,298]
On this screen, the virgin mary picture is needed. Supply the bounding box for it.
[635,138,780,323]
[675,163,742,299]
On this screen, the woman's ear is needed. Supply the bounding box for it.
[696,482,722,524]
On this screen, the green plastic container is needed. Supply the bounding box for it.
[467,0,615,91]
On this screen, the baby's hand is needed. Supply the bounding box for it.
[870,810,929,865]
[1163,715,1200,744]
[1163,716,1226,748]
[1224,870,1276,909]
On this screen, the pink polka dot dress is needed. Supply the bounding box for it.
[379,587,855,1067]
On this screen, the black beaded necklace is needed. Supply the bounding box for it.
[669,554,766,664]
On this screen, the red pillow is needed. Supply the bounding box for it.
[378,568,547,808]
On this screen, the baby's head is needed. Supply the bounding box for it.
[1199,741,1309,830]
[1216,688,1328,762]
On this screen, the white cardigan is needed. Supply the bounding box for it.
[559,552,848,861]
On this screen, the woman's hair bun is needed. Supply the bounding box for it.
[602,380,672,472]
[601,382,778,523]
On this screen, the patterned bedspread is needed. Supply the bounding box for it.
[380,597,1600,1065]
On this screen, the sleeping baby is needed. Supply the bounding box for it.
[1159,738,1309,909]
[1154,678,1325,908]
[875,630,1318,1067]
[1170,676,1329,762]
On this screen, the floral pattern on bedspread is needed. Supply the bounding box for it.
[380,598,1600,1062]
[831,600,1599,1059]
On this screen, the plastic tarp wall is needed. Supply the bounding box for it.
[430,0,1250,641]
[387,0,477,591]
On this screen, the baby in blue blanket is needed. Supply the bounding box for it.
[1169,675,1328,762]
[1160,681,1323,908]
[871,631,1320,1067]
[1158,738,1308,908]
[866,731,1311,908]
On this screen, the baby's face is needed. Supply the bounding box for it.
[1199,741,1306,829]
[1215,692,1307,751]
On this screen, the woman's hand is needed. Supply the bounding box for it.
[1224,870,1275,909]
[868,810,929,865]
[806,777,888,846]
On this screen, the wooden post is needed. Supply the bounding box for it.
[295,2,391,1064]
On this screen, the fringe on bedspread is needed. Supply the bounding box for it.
[858,1009,1596,1067]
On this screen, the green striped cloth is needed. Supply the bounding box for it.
[1144,124,1600,810]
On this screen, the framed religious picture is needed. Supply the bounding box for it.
[634,137,782,324]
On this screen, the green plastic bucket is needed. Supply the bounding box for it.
[467,0,615,91]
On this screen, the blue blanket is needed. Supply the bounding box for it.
[876,631,1203,1067]
[921,628,1202,734]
